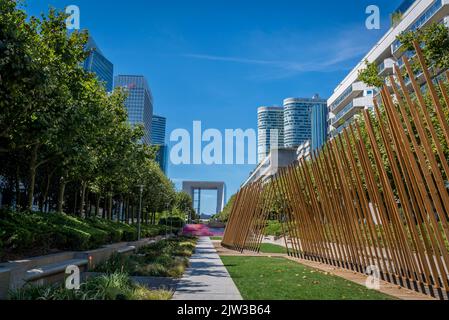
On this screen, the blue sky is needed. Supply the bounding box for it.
[25,0,400,214]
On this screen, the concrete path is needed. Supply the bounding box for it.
[172,237,242,300]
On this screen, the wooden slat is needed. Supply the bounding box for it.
[223,56,449,299]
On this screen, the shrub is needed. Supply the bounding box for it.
[130,286,173,300]
[122,230,137,242]
[94,253,137,274]
[57,227,91,251]
[8,273,173,300]
[0,209,173,262]
[264,220,284,237]
[95,236,197,278]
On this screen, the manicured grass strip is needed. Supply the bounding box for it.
[259,243,287,254]
[221,256,394,300]
[210,237,223,240]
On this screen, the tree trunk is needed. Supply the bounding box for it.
[118,195,123,222]
[57,170,68,213]
[26,144,39,210]
[79,181,87,218]
[125,197,129,224]
[87,194,92,218]
[131,205,135,224]
[95,194,100,217]
[15,165,21,211]
[73,186,78,215]
[108,193,113,220]
[40,170,52,213]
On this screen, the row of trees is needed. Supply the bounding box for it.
[0,0,195,223]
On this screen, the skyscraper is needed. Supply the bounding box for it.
[257,106,284,163]
[151,115,166,145]
[114,75,153,145]
[151,115,168,174]
[284,96,327,149]
[311,100,328,151]
[83,37,114,92]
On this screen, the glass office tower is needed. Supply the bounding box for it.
[311,101,328,151]
[151,115,168,174]
[114,75,153,145]
[257,106,284,163]
[83,37,114,92]
[284,95,327,149]
[151,115,166,145]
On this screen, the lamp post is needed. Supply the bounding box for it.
[170,207,173,235]
[165,203,169,238]
[137,185,144,241]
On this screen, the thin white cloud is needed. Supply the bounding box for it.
[182,53,313,71]
[181,24,378,79]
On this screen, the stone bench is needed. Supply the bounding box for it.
[0,236,163,298]
[24,258,88,284]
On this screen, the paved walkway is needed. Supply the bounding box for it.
[172,237,242,300]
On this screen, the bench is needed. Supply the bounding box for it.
[24,258,88,282]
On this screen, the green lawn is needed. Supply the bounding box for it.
[210,236,223,240]
[221,256,394,300]
[259,243,288,254]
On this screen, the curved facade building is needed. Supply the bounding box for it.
[257,106,284,163]
[284,96,327,149]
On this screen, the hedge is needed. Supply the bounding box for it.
[0,210,169,262]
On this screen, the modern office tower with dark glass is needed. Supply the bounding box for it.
[283,95,327,149]
[83,37,114,92]
[257,106,284,163]
[151,115,168,174]
[311,99,328,151]
[114,75,153,145]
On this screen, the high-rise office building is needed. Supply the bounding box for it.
[151,115,166,145]
[151,115,168,174]
[114,75,153,145]
[83,37,114,92]
[257,106,284,163]
[328,0,449,137]
[311,100,328,151]
[284,96,327,149]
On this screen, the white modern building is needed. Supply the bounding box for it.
[242,148,298,187]
[296,140,312,160]
[257,106,284,163]
[328,0,449,137]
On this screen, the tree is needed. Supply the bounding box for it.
[0,1,178,226]
[397,23,449,72]
[175,191,195,221]
[391,11,403,28]
[358,60,384,88]
[213,194,236,222]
